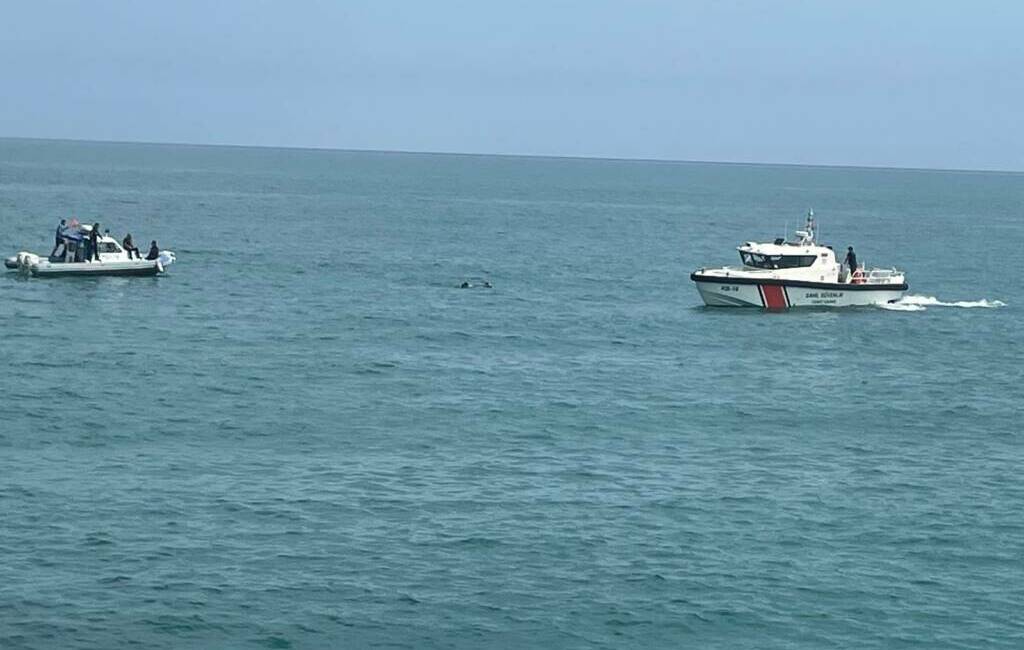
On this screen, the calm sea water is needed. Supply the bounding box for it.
[0,138,1021,649]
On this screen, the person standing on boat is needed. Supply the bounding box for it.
[844,246,858,281]
[145,240,160,261]
[122,233,141,259]
[50,219,68,257]
[87,223,101,262]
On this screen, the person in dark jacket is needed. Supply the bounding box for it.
[843,246,858,280]
[145,241,160,261]
[122,233,141,259]
[87,223,101,262]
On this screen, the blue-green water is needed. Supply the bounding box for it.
[0,138,1020,649]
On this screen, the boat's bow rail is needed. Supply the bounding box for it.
[856,268,904,285]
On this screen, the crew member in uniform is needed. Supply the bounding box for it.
[87,223,102,262]
[844,246,858,281]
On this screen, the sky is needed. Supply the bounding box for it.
[1,0,1022,170]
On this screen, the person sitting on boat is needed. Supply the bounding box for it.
[122,233,141,259]
[843,246,858,281]
[49,219,68,257]
[87,223,101,262]
[145,240,160,261]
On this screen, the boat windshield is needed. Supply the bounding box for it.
[740,252,816,269]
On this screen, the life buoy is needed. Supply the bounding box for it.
[851,268,865,284]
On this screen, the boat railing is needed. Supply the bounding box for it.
[855,268,903,284]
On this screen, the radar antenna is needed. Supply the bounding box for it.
[794,209,815,245]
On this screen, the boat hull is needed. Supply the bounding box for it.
[7,253,169,278]
[31,261,163,277]
[691,273,907,309]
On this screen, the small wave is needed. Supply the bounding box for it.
[879,301,926,312]
[881,294,1006,311]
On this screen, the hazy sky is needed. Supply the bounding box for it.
[2,0,1021,169]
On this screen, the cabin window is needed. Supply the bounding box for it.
[740,253,816,269]
[101,242,121,253]
[774,255,816,268]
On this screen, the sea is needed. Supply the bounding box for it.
[0,137,1020,649]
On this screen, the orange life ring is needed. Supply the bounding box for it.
[851,269,865,284]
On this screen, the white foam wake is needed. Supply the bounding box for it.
[880,294,1006,312]
[878,301,926,312]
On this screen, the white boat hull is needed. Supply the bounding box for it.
[6,251,175,277]
[692,273,907,309]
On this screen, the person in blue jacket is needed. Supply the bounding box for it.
[50,219,68,257]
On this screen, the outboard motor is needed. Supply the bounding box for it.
[16,252,39,276]
[156,251,176,273]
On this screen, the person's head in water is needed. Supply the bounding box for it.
[460,281,470,288]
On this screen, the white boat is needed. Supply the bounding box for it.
[691,211,907,308]
[5,224,175,278]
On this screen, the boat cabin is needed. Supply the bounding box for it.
[52,225,135,263]
[732,238,847,283]
[737,242,837,271]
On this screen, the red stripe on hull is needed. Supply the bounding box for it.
[760,284,788,309]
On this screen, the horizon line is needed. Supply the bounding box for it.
[2,135,1022,176]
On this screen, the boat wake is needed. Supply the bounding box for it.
[880,295,1006,312]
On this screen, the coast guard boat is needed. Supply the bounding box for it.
[5,223,175,278]
[690,211,907,308]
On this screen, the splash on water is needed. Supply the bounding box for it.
[880,295,1006,312]
[879,301,926,312]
